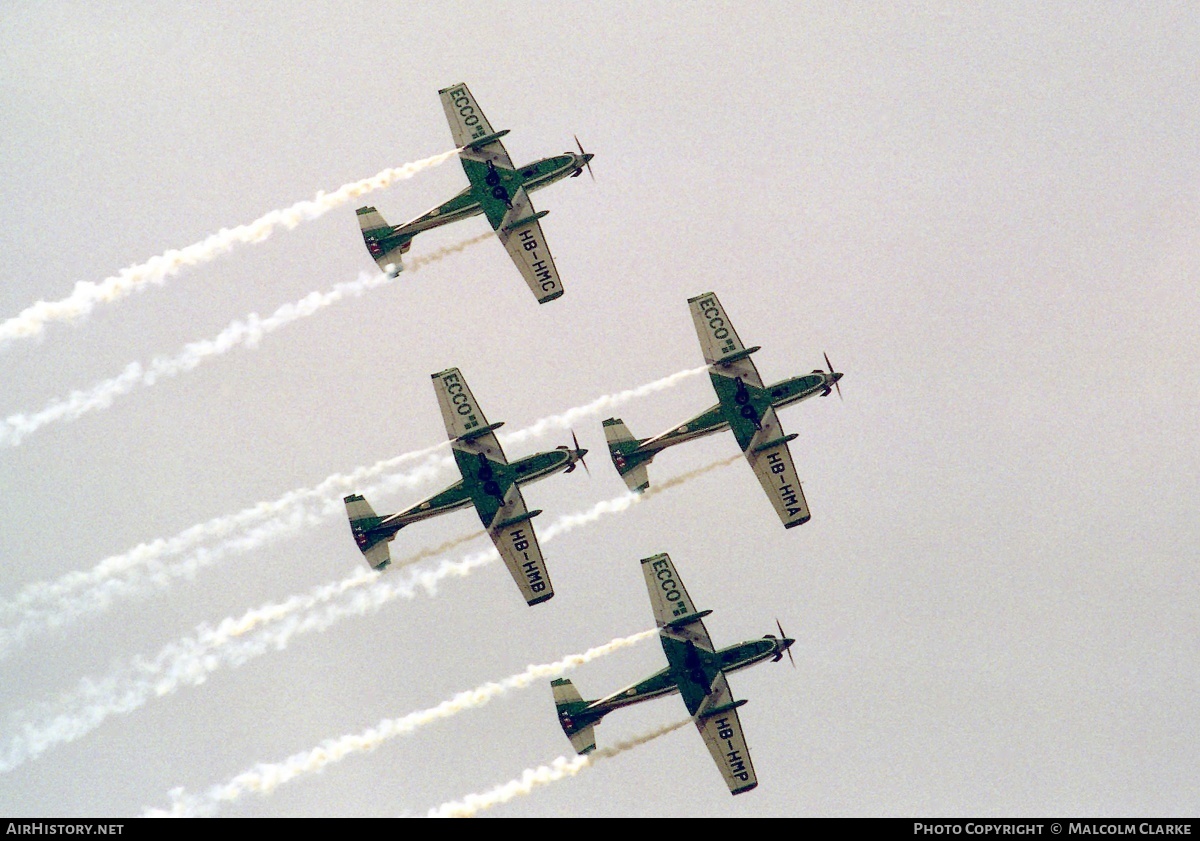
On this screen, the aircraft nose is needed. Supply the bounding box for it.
[783,637,795,650]
[576,447,589,460]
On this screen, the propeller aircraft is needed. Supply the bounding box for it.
[343,367,588,606]
[603,292,842,528]
[355,82,594,303]
[552,552,795,795]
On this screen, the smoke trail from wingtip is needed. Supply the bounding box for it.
[428,718,692,817]
[0,231,494,448]
[1,458,737,774]
[143,630,658,817]
[0,368,710,652]
[0,149,461,346]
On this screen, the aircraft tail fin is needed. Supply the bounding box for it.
[551,678,599,755]
[356,206,412,277]
[344,493,396,571]
[602,418,652,493]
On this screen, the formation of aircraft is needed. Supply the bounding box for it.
[551,552,795,795]
[343,86,843,797]
[355,82,594,303]
[603,291,843,529]
[343,367,588,606]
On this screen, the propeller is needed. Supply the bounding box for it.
[572,429,591,476]
[573,135,596,181]
[823,352,843,401]
[776,618,796,668]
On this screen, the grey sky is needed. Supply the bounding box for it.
[2,1,1197,817]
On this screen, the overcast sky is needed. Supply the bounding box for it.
[2,1,1198,818]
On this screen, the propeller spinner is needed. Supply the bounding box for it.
[563,430,591,475]
[822,352,843,401]
[774,618,796,668]
[573,135,596,181]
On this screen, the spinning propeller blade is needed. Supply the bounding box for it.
[824,352,843,401]
[574,135,596,181]
[572,429,591,476]
[776,618,796,668]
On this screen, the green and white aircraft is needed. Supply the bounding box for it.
[603,292,843,528]
[552,552,795,795]
[356,82,594,303]
[343,367,588,607]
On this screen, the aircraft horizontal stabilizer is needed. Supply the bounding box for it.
[552,678,598,754]
[602,418,652,493]
[356,206,411,277]
[344,493,396,571]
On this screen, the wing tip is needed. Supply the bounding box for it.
[784,515,812,529]
[731,781,759,796]
[538,289,565,304]
[527,590,555,607]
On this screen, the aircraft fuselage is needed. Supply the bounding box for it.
[576,636,787,724]
[637,371,831,457]
[363,446,583,540]
[389,153,587,241]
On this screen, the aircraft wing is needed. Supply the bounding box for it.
[688,292,761,374]
[487,482,554,606]
[692,290,768,442]
[439,83,514,169]
[432,367,502,450]
[742,405,811,528]
[641,552,713,636]
[643,553,717,715]
[432,365,508,527]
[689,292,811,527]
[430,367,552,605]
[495,187,563,303]
[694,671,759,795]
[642,553,757,793]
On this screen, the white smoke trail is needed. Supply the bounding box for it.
[0,150,460,346]
[0,368,708,653]
[497,365,708,447]
[0,458,736,775]
[0,452,453,659]
[144,630,659,817]
[0,532,479,777]
[428,718,692,817]
[0,232,493,448]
